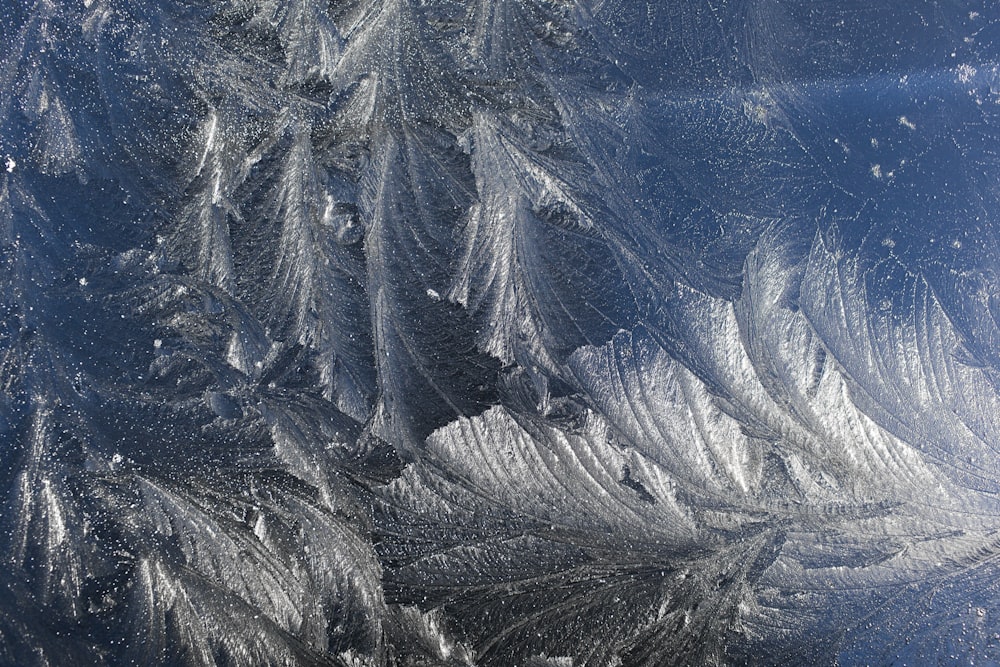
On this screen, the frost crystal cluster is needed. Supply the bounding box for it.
[1,1,999,665]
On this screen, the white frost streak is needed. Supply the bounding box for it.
[40,479,67,549]
[195,110,218,177]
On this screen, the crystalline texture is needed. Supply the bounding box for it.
[1,0,999,665]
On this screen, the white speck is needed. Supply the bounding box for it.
[5,157,15,173]
[871,164,883,179]
[112,452,123,465]
[882,237,895,248]
[957,63,976,84]
[952,239,962,249]
[426,288,441,301]
[153,338,162,349]
[78,277,88,286]
[870,138,879,148]
[969,11,979,20]
[898,116,917,130]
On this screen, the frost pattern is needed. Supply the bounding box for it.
[1,0,999,665]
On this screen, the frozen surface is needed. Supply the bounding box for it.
[1,0,1000,665]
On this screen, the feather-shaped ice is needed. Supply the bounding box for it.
[2,0,999,664]
[451,111,634,367]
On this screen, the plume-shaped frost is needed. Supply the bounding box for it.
[450,112,633,367]
[3,0,999,664]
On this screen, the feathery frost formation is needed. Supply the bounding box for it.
[1,0,999,664]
